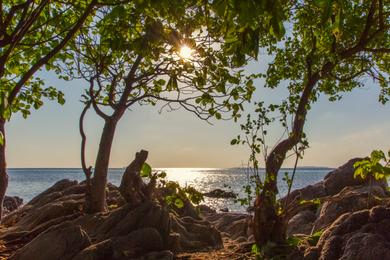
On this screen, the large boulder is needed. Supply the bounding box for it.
[171,215,223,251]
[88,201,171,244]
[313,185,388,231]
[73,228,164,260]
[202,211,253,241]
[2,180,125,230]
[284,158,389,236]
[0,179,223,259]
[323,158,387,196]
[287,210,317,236]
[306,206,390,260]
[283,158,387,211]
[10,222,91,260]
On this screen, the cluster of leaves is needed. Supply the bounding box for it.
[354,150,390,181]
[163,181,204,209]
[62,0,274,124]
[265,0,390,109]
[141,162,203,210]
[230,1,389,248]
[211,0,288,66]
[0,1,95,121]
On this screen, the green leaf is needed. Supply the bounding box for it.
[140,162,152,177]
[371,150,385,164]
[174,198,184,208]
[0,131,4,146]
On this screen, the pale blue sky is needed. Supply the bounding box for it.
[6,59,390,168]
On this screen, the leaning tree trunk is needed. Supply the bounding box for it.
[0,118,8,221]
[253,75,319,249]
[253,140,293,246]
[85,118,118,213]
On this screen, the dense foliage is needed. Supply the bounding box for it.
[230,0,389,254]
[0,0,97,220]
[354,150,390,181]
[0,0,96,121]
[70,0,289,212]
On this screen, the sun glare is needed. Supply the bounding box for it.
[179,45,194,60]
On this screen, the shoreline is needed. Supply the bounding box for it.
[1,158,389,259]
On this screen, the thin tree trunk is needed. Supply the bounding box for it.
[0,118,8,221]
[253,140,290,246]
[85,118,118,213]
[253,74,319,248]
[251,2,382,249]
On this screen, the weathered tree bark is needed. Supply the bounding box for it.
[0,118,8,221]
[119,150,151,206]
[85,118,118,213]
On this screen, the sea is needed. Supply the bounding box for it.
[6,167,332,212]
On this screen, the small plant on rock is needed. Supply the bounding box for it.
[354,149,390,207]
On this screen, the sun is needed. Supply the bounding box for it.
[179,45,194,60]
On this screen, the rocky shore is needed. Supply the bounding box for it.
[0,158,389,259]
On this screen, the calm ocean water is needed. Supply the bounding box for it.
[7,167,332,212]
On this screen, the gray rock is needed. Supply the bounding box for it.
[10,221,91,260]
[204,212,252,240]
[287,210,316,236]
[307,206,390,260]
[170,215,223,251]
[340,233,390,260]
[73,227,164,260]
[323,158,387,196]
[203,188,236,199]
[313,185,387,231]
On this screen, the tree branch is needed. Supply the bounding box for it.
[363,48,390,53]
[89,77,110,120]
[79,100,92,179]
[113,55,143,119]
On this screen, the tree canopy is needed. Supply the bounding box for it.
[67,0,291,122]
[0,0,96,121]
[244,0,390,252]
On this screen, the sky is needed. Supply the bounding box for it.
[5,59,390,168]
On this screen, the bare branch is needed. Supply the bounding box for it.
[79,100,92,179]
[89,77,110,120]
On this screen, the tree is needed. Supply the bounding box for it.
[72,0,265,213]
[0,0,97,219]
[250,0,389,252]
